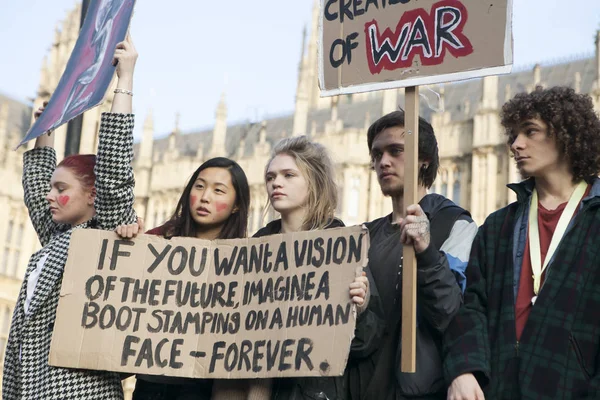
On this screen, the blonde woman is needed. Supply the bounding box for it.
[211,136,371,400]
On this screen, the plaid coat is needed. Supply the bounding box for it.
[443,178,600,399]
[3,113,137,400]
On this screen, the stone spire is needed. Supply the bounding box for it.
[293,26,309,135]
[209,92,228,157]
[533,63,542,87]
[504,84,512,102]
[594,30,600,91]
[575,72,582,93]
[136,109,155,203]
[481,75,498,110]
[174,112,181,134]
[0,104,8,163]
[306,0,327,109]
[254,120,271,157]
[596,31,600,81]
[259,121,267,143]
[591,31,600,109]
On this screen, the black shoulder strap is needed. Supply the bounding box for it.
[429,206,469,250]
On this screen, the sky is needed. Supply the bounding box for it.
[0,0,599,141]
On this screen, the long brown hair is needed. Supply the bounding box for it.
[162,157,250,239]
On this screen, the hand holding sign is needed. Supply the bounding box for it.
[112,34,137,84]
[115,217,144,239]
[400,204,431,254]
[33,101,49,122]
[350,272,370,314]
[32,101,55,149]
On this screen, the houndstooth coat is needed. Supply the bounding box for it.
[2,113,137,400]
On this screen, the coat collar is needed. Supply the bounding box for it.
[25,218,97,320]
[507,177,600,205]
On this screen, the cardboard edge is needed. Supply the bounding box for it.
[17,0,137,150]
[320,65,514,97]
[317,0,326,91]
[505,0,514,65]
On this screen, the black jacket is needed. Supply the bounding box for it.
[346,194,475,400]
[254,219,384,400]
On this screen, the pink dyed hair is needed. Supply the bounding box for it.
[57,154,97,190]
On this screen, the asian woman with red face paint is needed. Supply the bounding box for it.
[115,157,251,400]
[210,136,371,400]
[3,36,138,400]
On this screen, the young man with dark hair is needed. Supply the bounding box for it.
[346,111,477,400]
[444,86,600,400]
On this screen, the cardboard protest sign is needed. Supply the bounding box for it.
[49,226,369,378]
[319,0,513,95]
[19,0,136,147]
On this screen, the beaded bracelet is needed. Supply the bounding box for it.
[114,88,133,96]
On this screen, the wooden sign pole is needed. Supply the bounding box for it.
[401,85,419,373]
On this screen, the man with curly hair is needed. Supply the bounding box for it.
[443,86,600,400]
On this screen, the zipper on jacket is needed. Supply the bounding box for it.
[514,341,520,356]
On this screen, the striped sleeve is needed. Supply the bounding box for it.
[440,218,478,292]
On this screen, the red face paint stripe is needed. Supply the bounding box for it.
[216,202,229,213]
[58,195,70,206]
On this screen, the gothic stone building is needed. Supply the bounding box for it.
[0,1,600,397]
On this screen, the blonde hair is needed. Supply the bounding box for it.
[265,136,338,230]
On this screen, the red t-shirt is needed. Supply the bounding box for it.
[515,186,590,340]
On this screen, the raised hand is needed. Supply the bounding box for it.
[115,217,144,239]
[110,34,137,114]
[112,33,137,84]
[33,100,54,147]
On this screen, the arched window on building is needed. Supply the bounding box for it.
[453,169,462,205]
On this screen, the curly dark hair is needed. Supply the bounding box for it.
[501,86,600,182]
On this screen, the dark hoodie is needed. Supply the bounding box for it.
[346,194,477,400]
[253,218,345,237]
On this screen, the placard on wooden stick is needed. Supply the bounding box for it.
[402,86,420,372]
[319,0,513,372]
